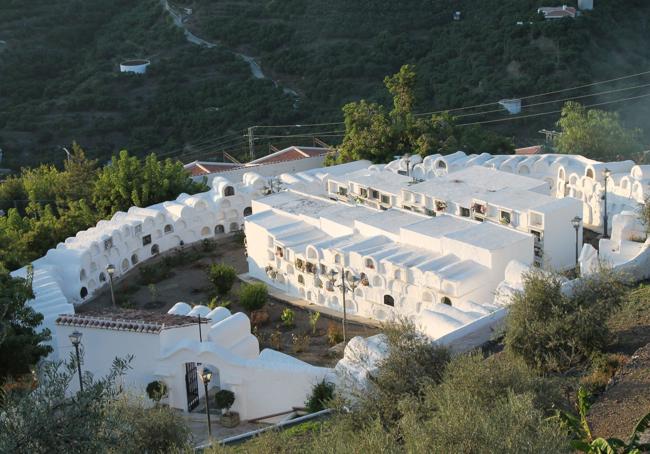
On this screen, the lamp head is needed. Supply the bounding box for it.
[571,216,582,229]
[603,168,611,178]
[328,269,338,280]
[106,264,115,276]
[69,330,82,346]
[200,367,213,384]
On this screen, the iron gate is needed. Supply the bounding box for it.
[185,362,199,411]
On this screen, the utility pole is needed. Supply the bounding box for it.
[247,126,256,162]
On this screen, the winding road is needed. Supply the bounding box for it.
[162,1,299,100]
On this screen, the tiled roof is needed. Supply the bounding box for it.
[56,310,203,334]
[250,146,330,164]
[515,145,543,155]
[184,161,242,176]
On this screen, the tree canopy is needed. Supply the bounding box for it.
[0,144,206,271]
[0,268,52,382]
[331,65,514,165]
[554,101,643,161]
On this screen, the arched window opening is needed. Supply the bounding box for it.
[151,244,160,255]
[131,254,139,265]
[224,186,235,197]
[243,207,253,217]
[80,287,88,299]
[365,258,375,269]
[201,226,211,236]
[121,258,129,272]
[99,272,107,283]
[298,274,305,286]
[164,224,173,234]
[384,295,395,307]
[441,296,452,306]
[215,224,225,235]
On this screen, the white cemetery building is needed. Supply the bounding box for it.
[10,149,650,419]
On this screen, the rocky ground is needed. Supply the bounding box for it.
[589,342,650,442]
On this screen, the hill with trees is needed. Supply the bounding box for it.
[1,0,650,170]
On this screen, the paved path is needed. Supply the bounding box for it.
[239,273,383,328]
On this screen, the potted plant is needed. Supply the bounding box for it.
[215,389,239,427]
[145,380,168,407]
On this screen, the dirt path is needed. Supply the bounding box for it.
[589,343,650,442]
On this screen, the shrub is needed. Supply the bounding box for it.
[215,389,235,415]
[281,308,295,328]
[309,311,320,335]
[505,267,628,372]
[305,380,335,413]
[145,380,168,403]
[270,328,282,350]
[239,282,267,312]
[580,352,628,394]
[208,263,237,295]
[292,333,310,353]
[326,322,343,346]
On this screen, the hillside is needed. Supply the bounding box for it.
[1,0,650,170]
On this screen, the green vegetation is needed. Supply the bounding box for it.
[239,282,268,312]
[195,0,650,152]
[210,321,569,453]
[0,356,190,453]
[280,308,295,328]
[0,269,52,383]
[215,389,236,415]
[0,145,203,271]
[555,101,643,161]
[331,65,514,164]
[2,0,650,170]
[556,387,650,453]
[505,267,628,372]
[208,263,238,296]
[0,0,294,169]
[305,380,335,413]
[145,380,168,404]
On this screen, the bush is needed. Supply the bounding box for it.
[281,308,295,328]
[326,322,343,346]
[145,380,168,403]
[305,380,335,413]
[208,263,237,295]
[291,333,310,353]
[215,389,235,415]
[505,267,628,372]
[239,282,267,312]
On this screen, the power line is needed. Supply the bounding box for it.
[415,68,650,117]
[456,92,650,126]
[454,81,650,118]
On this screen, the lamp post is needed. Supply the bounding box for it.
[106,264,116,308]
[326,268,360,344]
[571,216,582,271]
[200,367,213,438]
[69,330,83,392]
[603,168,611,238]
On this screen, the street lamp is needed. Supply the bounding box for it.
[106,264,116,308]
[603,168,611,238]
[200,367,213,438]
[571,216,582,271]
[326,268,360,344]
[69,330,83,392]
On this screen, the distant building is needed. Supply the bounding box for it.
[184,145,331,184]
[537,5,577,19]
[453,11,461,21]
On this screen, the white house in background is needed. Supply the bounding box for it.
[538,5,577,19]
[55,306,331,420]
[245,188,533,339]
